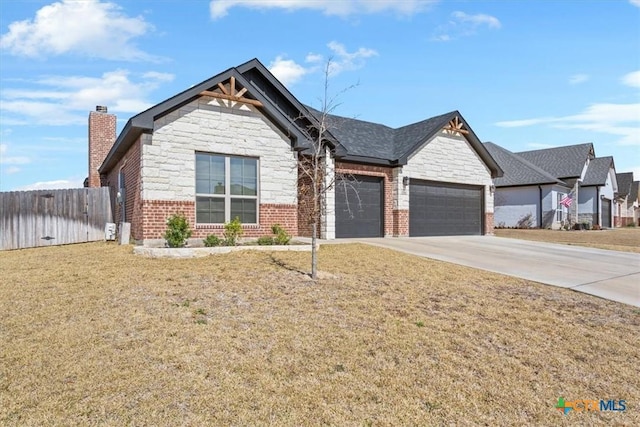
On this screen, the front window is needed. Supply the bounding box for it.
[196,153,258,224]
[556,193,565,222]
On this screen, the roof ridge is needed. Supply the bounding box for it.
[485,142,565,185]
[515,142,594,155]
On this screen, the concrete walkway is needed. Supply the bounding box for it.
[335,236,640,307]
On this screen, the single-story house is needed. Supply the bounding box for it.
[483,142,571,229]
[484,142,618,229]
[88,58,503,245]
[615,172,639,227]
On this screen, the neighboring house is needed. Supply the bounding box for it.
[615,172,639,227]
[484,142,571,229]
[633,181,640,226]
[579,156,617,228]
[485,142,618,229]
[88,58,502,245]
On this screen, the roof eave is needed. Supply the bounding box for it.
[336,155,400,167]
[398,111,503,178]
[99,65,315,174]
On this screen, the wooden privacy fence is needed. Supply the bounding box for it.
[0,187,113,251]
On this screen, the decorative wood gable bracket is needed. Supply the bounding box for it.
[199,76,263,107]
[442,116,469,136]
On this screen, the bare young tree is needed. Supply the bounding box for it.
[297,60,358,280]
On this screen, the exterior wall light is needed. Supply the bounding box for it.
[403,176,410,186]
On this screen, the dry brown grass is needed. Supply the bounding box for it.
[495,227,640,253]
[1,242,638,426]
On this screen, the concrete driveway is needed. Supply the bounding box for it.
[349,236,640,307]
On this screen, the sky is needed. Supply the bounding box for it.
[0,0,639,191]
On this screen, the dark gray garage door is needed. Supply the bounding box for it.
[409,180,483,236]
[336,175,383,238]
[601,199,611,228]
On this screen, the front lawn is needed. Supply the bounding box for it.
[495,227,640,253]
[1,243,638,425]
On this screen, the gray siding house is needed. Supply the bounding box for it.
[485,142,618,229]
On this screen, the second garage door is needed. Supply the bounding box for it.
[601,199,611,228]
[409,180,483,236]
[335,175,383,238]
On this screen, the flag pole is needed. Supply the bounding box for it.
[575,178,582,229]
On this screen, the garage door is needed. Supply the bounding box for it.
[336,175,383,238]
[409,180,483,236]
[601,199,611,228]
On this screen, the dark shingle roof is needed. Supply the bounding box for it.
[616,172,634,197]
[306,107,502,177]
[516,143,594,179]
[484,142,567,187]
[582,156,614,186]
[306,107,396,159]
[392,112,456,160]
[101,58,502,176]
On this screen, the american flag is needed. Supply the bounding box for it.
[560,194,572,208]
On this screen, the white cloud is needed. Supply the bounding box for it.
[210,0,437,19]
[496,102,640,146]
[14,178,85,191]
[451,11,501,29]
[496,117,555,128]
[630,0,640,7]
[4,166,21,175]
[0,70,174,126]
[0,143,31,165]
[268,42,377,85]
[621,70,640,88]
[269,56,311,85]
[569,74,589,85]
[0,0,156,61]
[325,41,378,75]
[433,10,501,41]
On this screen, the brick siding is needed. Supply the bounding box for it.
[104,137,142,240]
[141,200,297,241]
[88,111,117,188]
[485,212,494,235]
[393,209,409,236]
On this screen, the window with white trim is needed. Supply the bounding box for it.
[195,153,258,224]
[556,193,564,222]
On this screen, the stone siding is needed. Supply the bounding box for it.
[144,98,297,204]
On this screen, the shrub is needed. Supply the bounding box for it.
[591,224,601,231]
[257,236,275,245]
[271,224,291,245]
[164,213,192,248]
[203,234,223,247]
[223,217,243,246]
[516,213,534,229]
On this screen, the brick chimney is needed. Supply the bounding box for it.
[88,106,116,187]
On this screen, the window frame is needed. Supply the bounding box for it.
[195,152,259,225]
[556,192,565,222]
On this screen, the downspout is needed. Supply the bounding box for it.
[538,185,543,228]
[596,187,600,226]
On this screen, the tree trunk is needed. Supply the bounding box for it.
[311,222,318,280]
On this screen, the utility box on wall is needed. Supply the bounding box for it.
[105,223,116,241]
[119,222,131,245]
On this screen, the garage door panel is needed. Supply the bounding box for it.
[602,199,611,228]
[336,175,383,238]
[410,181,483,236]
